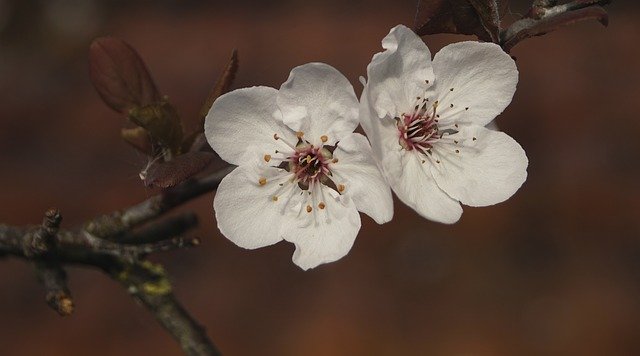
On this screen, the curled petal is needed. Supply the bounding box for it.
[205,86,294,166]
[278,63,359,146]
[431,41,518,127]
[430,124,528,207]
[365,25,435,119]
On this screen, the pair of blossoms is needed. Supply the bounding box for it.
[205,25,528,270]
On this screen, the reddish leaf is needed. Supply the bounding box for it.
[198,49,239,126]
[468,0,502,42]
[141,152,215,188]
[89,37,161,113]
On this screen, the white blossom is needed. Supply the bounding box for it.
[360,25,528,224]
[206,63,393,270]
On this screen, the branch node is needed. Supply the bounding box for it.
[27,208,63,256]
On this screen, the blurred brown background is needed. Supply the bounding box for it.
[0,0,638,355]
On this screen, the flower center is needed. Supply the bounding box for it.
[262,132,346,216]
[397,100,441,155]
[289,143,333,190]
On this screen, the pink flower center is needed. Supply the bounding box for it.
[289,144,332,188]
[397,111,439,155]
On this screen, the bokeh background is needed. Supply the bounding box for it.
[0,0,638,355]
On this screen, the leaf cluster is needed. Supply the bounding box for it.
[89,38,239,188]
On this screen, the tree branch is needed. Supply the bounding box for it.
[0,167,232,355]
[85,166,234,239]
[501,0,611,52]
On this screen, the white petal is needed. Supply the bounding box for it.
[282,194,361,270]
[365,25,435,119]
[277,63,359,146]
[359,85,400,164]
[391,152,463,224]
[205,86,295,166]
[430,124,528,207]
[331,133,393,224]
[360,86,459,223]
[213,161,287,249]
[431,41,518,127]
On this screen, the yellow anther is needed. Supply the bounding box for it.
[306,205,312,213]
[306,155,312,163]
[332,158,339,163]
[318,202,326,209]
[264,154,271,162]
[338,184,345,193]
[320,135,328,143]
[296,131,305,138]
[258,177,267,186]
[272,196,278,202]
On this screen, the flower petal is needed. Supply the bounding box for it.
[277,63,358,146]
[359,85,400,164]
[282,192,361,270]
[365,25,435,119]
[213,161,287,249]
[431,41,518,127]
[331,133,394,224]
[205,86,294,166]
[391,151,463,224]
[430,124,528,207]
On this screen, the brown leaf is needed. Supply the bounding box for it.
[415,0,507,42]
[198,49,239,126]
[89,37,161,113]
[129,100,184,155]
[141,151,215,188]
[468,0,502,42]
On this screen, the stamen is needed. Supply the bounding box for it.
[264,154,271,162]
[338,184,345,193]
[296,131,305,139]
[258,177,267,186]
[272,196,278,201]
[273,132,296,149]
[306,205,312,213]
[318,202,326,209]
[332,158,339,163]
[320,135,328,143]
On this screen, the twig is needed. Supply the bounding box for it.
[86,166,234,239]
[34,259,74,316]
[112,260,219,356]
[120,212,199,244]
[0,167,232,355]
[501,0,611,52]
